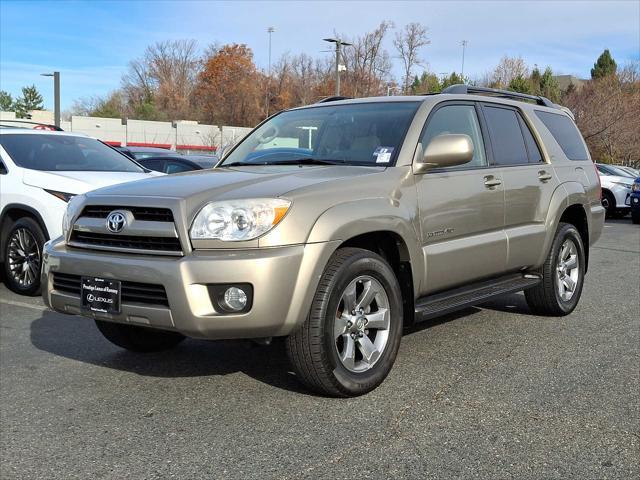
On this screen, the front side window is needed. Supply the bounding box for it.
[483,106,529,166]
[419,104,487,168]
[221,102,420,167]
[0,134,144,172]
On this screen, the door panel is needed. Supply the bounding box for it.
[417,168,506,294]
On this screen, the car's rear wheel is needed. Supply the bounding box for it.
[601,191,616,218]
[525,223,585,316]
[2,217,45,296]
[95,320,185,352]
[286,247,403,397]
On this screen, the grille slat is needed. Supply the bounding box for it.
[81,206,174,222]
[51,273,169,307]
[70,231,182,252]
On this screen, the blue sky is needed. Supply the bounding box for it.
[1,0,639,110]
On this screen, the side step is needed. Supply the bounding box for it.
[414,273,541,323]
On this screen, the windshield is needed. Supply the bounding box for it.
[220,102,420,167]
[0,134,144,172]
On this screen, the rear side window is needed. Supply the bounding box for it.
[518,116,543,163]
[535,111,589,161]
[483,106,529,165]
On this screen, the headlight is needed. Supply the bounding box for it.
[190,198,291,241]
[632,183,640,193]
[62,194,86,238]
[45,189,75,202]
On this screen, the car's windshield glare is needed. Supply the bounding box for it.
[0,134,144,172]
[221,102,420,167]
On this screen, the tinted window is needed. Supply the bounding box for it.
[420,104,487,168]
[139,159,164,172]
[221,102,420,166]
[535,110,589,161]
[0,134,143,172]
[166,161,196,174]
[518,115,543,163]
[0,160,7,174]
[483,106,529,165]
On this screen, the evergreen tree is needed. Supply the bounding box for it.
[508,75,531,94]
[591,49,617,79]
[0,90,13,111]
[529,66,542,95]
[539,67,561,103]
[14,85,44,118]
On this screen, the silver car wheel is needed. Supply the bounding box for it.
[334,275,390,373]
[7,228,41,288]
[556,238,579,302]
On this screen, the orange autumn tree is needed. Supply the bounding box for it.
[195,44,265,127]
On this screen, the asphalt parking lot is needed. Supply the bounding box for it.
[1,220,638,480]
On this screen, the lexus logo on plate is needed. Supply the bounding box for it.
[106,211,127,233]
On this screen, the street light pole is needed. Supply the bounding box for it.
[265,26,275,118]
[41,71,60,127]
[323,38,352,96]
[460,40,468,81]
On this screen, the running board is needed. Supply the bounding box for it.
[414,273,541,323]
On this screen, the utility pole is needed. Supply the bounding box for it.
[323,38,352,96]
[460,40,468,81]
[40,71,60,127]
[265,26,275,118]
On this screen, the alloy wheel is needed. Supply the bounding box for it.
[7,228,41,288]
[556,238,579,302]
[334,275,390,373]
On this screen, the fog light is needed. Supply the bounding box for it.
[223,287,248,311]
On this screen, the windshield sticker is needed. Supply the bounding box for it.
[373,146,394,164]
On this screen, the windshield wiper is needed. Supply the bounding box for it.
[222,158,345,168]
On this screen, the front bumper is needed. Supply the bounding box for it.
[41,239,339,339]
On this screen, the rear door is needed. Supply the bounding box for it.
[414,102,506,294]
[480,103,559,270]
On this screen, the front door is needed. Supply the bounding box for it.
[414,102,506,295]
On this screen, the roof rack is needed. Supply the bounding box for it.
[441,84,558,109]
[0,119,63,131]
[316,96,352,103]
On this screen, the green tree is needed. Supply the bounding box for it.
[440,72,464,89]
[529,66,542,94]
[539,67,561,103]
[591,49,617,79]
[0,90,13,111]
[508,75,531,94]
[14,85,44,118]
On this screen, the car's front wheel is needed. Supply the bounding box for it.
[2,217,46,296]
[286,248,403,397]
[95,320,186,352]
[601,191,616,218]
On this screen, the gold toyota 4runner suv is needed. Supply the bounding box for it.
[42,85,605,397]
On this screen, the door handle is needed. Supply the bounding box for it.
[484,177,502,188]
[538,170,553,182]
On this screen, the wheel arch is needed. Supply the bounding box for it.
[0,204,50,259]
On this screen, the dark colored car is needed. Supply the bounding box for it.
[137,155,213,174]
[631,176,640,224]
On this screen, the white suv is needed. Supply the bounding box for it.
[595,163,634,218]
[0,128,159,295]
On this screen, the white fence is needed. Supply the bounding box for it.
[0,111,253,153]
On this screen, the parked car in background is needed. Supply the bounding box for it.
[617,165,639,178]
[118,146,177,160]
[0,129,160,295]
[595,163,634,218]
[631,177,640,224]
[42,85,604,396]
[136,155,217,173]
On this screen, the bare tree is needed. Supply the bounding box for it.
[491,55,529,88]
[393,22,430,94]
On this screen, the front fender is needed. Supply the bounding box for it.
[306,198,423,295]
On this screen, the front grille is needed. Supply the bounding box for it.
[80,205,174,222]
[69,231,182,252]
[52,273,169,307]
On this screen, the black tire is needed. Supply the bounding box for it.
[632,211,640,225]
[525,223,585,316]
[2,217,46,296]
[601,190,616,218]
[95,320,185,352]
[286,247,403,397]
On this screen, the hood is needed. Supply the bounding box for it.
[22,170,159,195]
[86,165,384,201]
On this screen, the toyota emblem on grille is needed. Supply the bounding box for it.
[106,211,127,233]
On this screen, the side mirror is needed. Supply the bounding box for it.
[414,134,474,174]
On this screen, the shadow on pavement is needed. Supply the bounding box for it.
[30,310,310,394]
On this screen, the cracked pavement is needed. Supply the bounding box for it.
[1,219,638,479]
